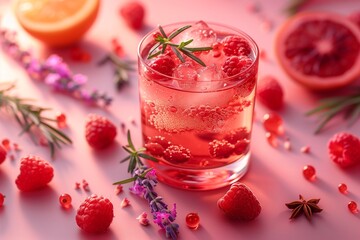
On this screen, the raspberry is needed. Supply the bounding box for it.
[163,145,191,163]
[147,55,176,80]
[0,145,6,164]
[15,155,54,192]
[0,193,5,207]
[147,136,171,148]
[120,1,145,30]
[221,35,251,56]
[222,56,253,77]
[257,75,284,111]
[145,142,165,157]
[328,132,360,168]
[209,139,234,158]
[85,114,117,149]
[234,139,250,155]
[217,183,261,221]
[224,128,249,144]
[76,194,114,233]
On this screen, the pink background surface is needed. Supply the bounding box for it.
[1,0,360,239]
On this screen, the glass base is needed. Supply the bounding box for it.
[146,153,250,191]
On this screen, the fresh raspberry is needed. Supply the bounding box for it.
[217,183,261,221]
[328,132,360,168]
[76,194,114,233]
[147,55,176,80]
[0,193,5,207]
[147,136,171,148]
[221,35,251,56]
[120,1,145,30]
[85,114,117,149]
[234,139,250,155]
[163,145,191,163]
[222,56,253,77]
[257,75,284,111]
[0,145,6,164]
[224,128,249,144]
[15,155,54,192]
[209,139,234,158]
[145,142,165,157]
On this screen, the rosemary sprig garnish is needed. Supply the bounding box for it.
[0,83,72,157]
[98,53,136,90]
[115,130,158,181]
[148,25,213,67]
[284,0,309,15]
[306,88,360,134]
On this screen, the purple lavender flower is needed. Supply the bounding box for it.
[0,29,112,107]
[132,167,179,239]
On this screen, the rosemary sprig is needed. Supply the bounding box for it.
[98,53,136,90]
[114,131,179,240]
[148,25,213,67]
[0,83,72,157]
[284,0,309,15]
[306,88,360,134]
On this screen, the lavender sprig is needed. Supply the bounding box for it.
[0,29,112,107]
[114,131,179,240]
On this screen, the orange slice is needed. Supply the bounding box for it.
[13,0,100,47]
[275,12,360,90]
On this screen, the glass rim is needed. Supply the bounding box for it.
[137,21,259,83]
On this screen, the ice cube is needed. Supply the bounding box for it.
[196,64,225,91]
[173,61,198,81]
[175,21,217,48]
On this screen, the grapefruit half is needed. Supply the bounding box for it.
[13,0,100,47]
[275,12,360,90]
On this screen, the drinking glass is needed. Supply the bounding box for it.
[138,21,259,190]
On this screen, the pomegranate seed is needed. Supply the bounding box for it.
[338,183,348,194]
[136,212,149,226]
[284,139,291,151]
[2,139,10,150]
[0,193,5,207]
[115,185,123,195]
[348,201,358,213]
[263,113,284,136]
[301,146,310,154]
[266,132,278,147]
[59,193,72,208]
[13,143,21,151]
[69,47,91,62]
[186,212,200,230]
[82,180,90,191]
[75,182,81,190]
[56,113,67,128]
[303,165,316,181]
[121,198,131,208]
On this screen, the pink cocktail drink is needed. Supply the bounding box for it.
[138,21,259,190]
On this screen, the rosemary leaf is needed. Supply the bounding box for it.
[0,85,72,157]
[168,25,192,40]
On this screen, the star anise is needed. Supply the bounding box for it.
[285,195,323,221]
